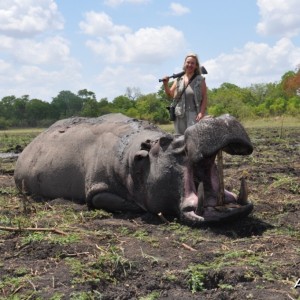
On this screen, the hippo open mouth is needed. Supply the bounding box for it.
[180,118,254,224]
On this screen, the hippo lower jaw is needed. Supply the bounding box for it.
[182,202,253,224]
[181,152,253,225]
[181,180,253,224]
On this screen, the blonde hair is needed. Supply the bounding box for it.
[183,53,201,75]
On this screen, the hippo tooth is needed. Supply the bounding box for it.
[196,182,204,215]
[217,150,225,206]
[237,176,248,205]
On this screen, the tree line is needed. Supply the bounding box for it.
[0,69,299,129]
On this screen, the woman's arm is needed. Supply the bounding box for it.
[196,79,208,121]
[163,78,177,99]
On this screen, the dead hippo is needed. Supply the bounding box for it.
[14,113,254,225]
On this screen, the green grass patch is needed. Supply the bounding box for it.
[268,174,299,194]
[0,273,37,299]
[0,158,16,174]
[81,209,112,220]
[139,291,160,300]
[159,117,300,133]
[0,186,18,196]
[242,116,300,128]
[186,247,286,293]
[0,128,43,152]
[158,123,174,133]
[65,245,132,285]
[21,232,81,246]
[131,229,159,247]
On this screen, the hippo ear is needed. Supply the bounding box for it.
[158,135,174,150]
[150,135,174,156]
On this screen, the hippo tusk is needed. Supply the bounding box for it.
[196,182,204,215]
[237,176,249,205]
[217,150,225,206]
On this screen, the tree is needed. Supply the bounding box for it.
[0,96,17,119]
[157,81,175,103]
[136,93,168,123]
[51,90,84,118]
[268,97,286,115]
[286,96,300,116]
[112,95,135,113]
[125,87,141,100]
[208,83,255,119]
[26,99,53,126]
[81,99,100,117]
[247,84,269,106]
[98,98,114,115]
[282,70,300,97]
[14,95,29,122]
[125,107,139,118]
[77,89,96,101]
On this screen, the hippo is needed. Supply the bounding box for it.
[14,113,254,225]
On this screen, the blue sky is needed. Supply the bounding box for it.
[0,0,300,102]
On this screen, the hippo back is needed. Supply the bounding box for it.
[14,113,164,201]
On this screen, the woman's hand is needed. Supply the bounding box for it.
[163,76,174,97]
[162,76,169,83]
[196,112,205,122]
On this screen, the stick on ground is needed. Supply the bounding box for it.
[0,226,67,235]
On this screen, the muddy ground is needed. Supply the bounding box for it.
[0,126,299,300]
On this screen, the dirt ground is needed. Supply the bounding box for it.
[0,126,299,300]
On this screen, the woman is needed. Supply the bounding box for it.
[163,53,208,135]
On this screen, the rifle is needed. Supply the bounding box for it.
[158,71,184,82]
[158,66,207,82]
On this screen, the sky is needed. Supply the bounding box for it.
[0,0,300,102]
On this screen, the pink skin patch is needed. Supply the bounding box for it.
[182,165,198,208]
[181,159,239,214]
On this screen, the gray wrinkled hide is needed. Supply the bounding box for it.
[14,113,254,223]
[14,114,180,214]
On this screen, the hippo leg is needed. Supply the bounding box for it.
[90,192,143,212]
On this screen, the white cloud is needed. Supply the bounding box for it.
[170,3,190,16]
[0,0,64,37]
[0,62,83,101]
[94,66,156,98]
[81,12,186,64]
[86,26,185,64]
[79,12,130,36]
[0,59,10,73]
[256,0,300,37]
[104,0,150,8]
[0,35,71,65]
[0,1,82,101]
[204,38,300,88]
